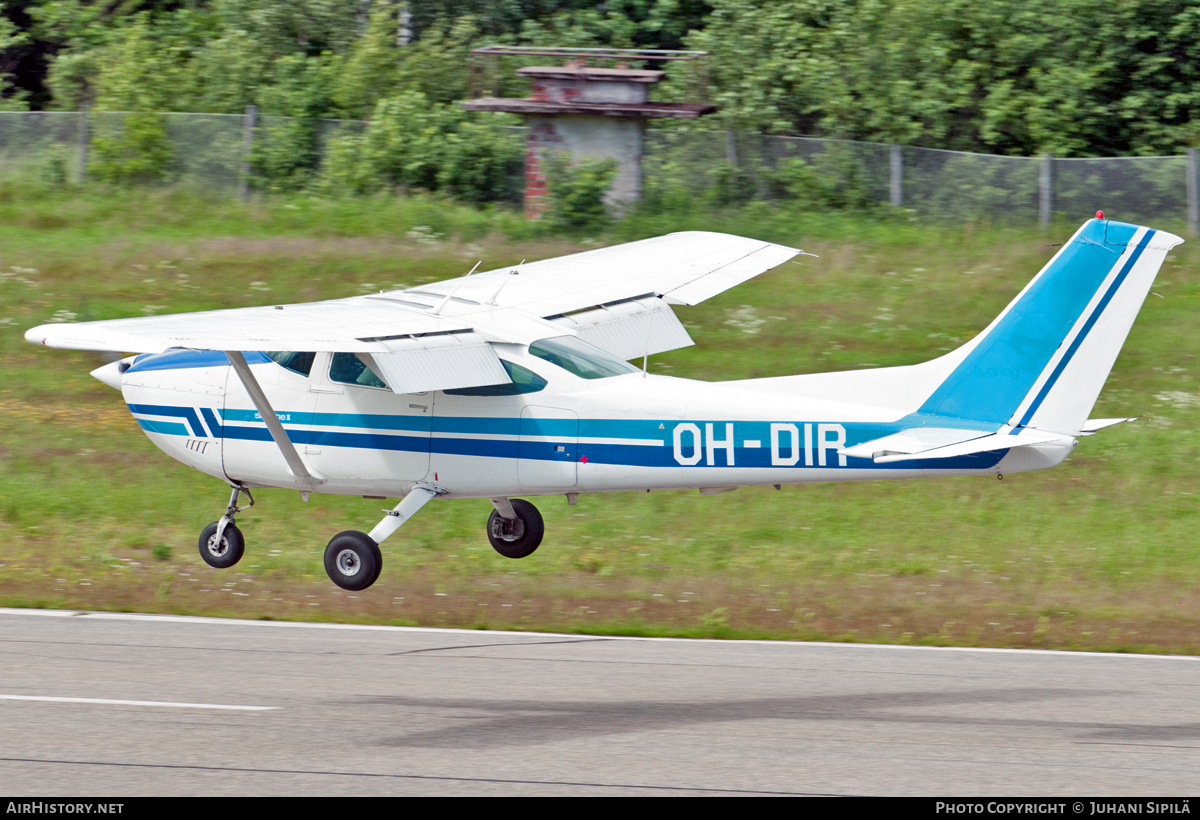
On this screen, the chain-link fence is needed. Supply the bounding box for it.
[1,110,1196,231]
[644,129,1198,230]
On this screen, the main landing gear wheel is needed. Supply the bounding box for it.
[487,498,544,559]
[324,531,382,591]
[198,522,245,569]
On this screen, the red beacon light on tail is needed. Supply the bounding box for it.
[1096,210,1105,219]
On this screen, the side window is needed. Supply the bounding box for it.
[266,351,315,377]
[528,335,638,379]
[330,352,388,389]
[444,360,547,396]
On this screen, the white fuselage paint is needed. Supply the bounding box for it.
[122,344,1073,501]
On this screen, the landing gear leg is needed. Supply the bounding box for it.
[199,485,253,569]
[322,485,440,590]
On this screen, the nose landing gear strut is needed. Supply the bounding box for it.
[198,485,254,569]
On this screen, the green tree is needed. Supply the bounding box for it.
[543,151,618,232]
[333,0,401,120]
[0,9,30,109]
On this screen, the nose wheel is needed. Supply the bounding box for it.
[198,486,253,569]
[487,498,544,558]
[198,521,245,568]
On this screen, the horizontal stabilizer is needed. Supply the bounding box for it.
[840,427,1070,463]
[839,427,992,460]
[1079,417,1138,435]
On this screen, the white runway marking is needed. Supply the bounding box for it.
[0,694,277,711]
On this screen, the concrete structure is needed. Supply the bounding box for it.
[463,49,714,218]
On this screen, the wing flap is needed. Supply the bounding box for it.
[369,332,510,395]
[548,296,694,360]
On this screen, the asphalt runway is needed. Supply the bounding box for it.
[0,608,1196,796]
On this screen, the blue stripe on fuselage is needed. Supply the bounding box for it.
[200,407,223,436]
[135,418,190,436]
[220,408,434,433]
[127,403,207,437]
[126,349,271,373]
[144,406,1006,471]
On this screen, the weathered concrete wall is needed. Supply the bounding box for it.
[524,114,645,217]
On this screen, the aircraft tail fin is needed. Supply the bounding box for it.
[916,219,1182,435]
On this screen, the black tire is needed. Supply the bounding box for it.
[487,499,544,559]
[324,530,382,591]
[198,521,245,569]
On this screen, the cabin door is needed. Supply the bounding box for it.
[518,406,579,492]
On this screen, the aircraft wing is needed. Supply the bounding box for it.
[26,231,798,392]
[435,231,801,313]
[25,297,468,355]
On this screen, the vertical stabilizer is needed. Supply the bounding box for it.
[917,219,1182,434]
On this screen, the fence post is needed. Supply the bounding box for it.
[1039,152,1053,228]
[1187,148,1198,238]
[889,144,902,207]
[77,104,89,184]
[238,104,257,202]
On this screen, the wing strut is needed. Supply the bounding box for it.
[226,351,325,485]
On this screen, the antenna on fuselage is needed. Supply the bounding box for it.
[430,260,481,315]
[485,260,524,306]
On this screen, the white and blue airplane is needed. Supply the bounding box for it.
[26,217,1180,590]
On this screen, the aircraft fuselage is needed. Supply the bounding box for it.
[120,344,1071,502]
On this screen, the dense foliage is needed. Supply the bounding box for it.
[4,0,1200,210]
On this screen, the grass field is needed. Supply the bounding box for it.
[2,184,1199,652]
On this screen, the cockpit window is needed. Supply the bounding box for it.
[330,352,388,389]
[266,351,315,377]
[528,335,639,379]
[444,360,547,396]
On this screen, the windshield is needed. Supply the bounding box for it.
[528,335,639,380]
[266,351,315,377]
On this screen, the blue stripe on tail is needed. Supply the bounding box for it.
[917,219,1142,425]
[1016,230,1154,427]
